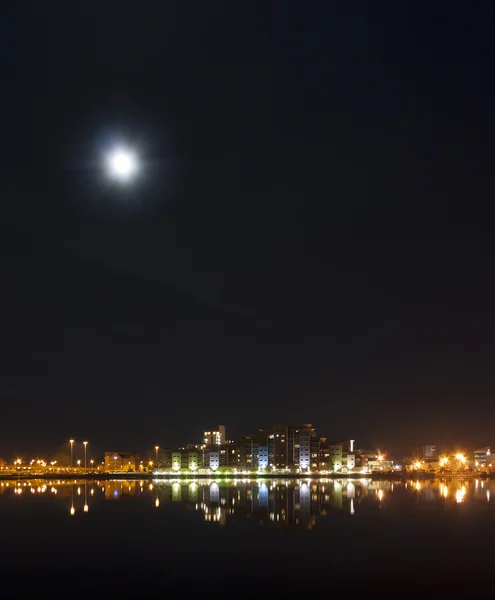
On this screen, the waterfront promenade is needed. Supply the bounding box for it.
[0,470,491,481]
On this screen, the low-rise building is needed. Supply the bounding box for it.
[368,459,394,472]
[473,447,492,468]
[422,444,437,459]
[104,452,138,472]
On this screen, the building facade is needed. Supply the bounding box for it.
[203,425,226,446]
[474,447,492,467]
[104,452,138,472]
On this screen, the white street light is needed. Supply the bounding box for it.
[83,441,88,473]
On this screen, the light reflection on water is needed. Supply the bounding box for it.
[1,478,494,529]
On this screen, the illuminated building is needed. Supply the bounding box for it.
[171,452,181,471]
[236,435,255,470]
[272,423,316,470]
[235,424,318,471]
[203,425,226,446]
[185,451,199,471]
[328,443,343,471]
[323,441,362,472]
[104,452,138,472]
[473,447,492,467]
[318,438,331,470]
[258,445,269,469]
[205,449,219,471]
[368,459,394,472]
[422,444,437,459]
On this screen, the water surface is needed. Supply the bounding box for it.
[1,478,492,594]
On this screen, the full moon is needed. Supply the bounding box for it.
[106,148,138,182]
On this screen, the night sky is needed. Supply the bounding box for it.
[3,2,495,458]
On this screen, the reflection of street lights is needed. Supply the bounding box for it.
[69,440,75,468]
[84,483,89,512]
[83,441,88,473]
[70,487,75,515]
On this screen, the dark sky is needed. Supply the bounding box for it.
[3,2,495,458]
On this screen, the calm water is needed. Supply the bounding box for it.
[1,478,493,595]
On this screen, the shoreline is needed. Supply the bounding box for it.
[0,471,490,481]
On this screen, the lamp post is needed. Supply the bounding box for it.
[155,446,159,471]
[69,440,75,469]
[83,441,88,473]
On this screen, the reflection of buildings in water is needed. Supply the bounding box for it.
[240,480,370,527]
[423,487,437,502]
[368,481,393,493]
[104,481,137,500]
[182,480,375,530]
[331,481,343,509]
[172,482,181,502]
[347,482,355,499]
[13,478,495,527]
[209,482,219,504]
[258,482,269,510]
[189,482,198,502]
[299,483,311,522]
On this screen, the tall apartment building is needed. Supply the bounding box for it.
[273,423,316,469]
[236,423,317,471]
[237,435,254,470]
[203,425,226,446]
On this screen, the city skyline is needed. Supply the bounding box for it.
[2,421,494,474]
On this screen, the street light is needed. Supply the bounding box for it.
[83,441,88,473]
[155,446,159,470]
[69,440,75,468]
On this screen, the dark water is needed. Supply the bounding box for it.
[0,478,492,595]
